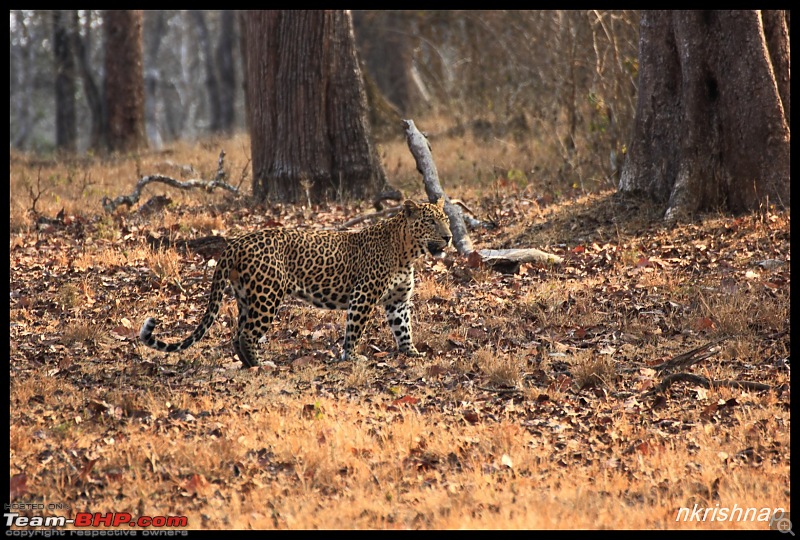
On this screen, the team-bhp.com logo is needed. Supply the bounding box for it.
[5,512,188,529]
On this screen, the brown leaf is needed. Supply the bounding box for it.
[392,395,419,406]
[694,317,716,331]
[426,365,447,377]
[77,459,99,483]
[182,473,209,495]
[701,402,718,419]
[466,251,484,268]
[291,355,316,367]
[10,473,27,500]
[463,411,480,424]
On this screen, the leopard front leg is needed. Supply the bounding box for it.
[381,270,423,357]
[384,300,424,357]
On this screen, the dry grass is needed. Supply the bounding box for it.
[8,132,790,530]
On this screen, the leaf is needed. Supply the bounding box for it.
[182,473,209,496]
[693,317,716,331]
[463,411,480,424]
[426,365,447,377]
[77,459,99,483]
[10,473,27,500]
[291,355,316,367]
[466,251,484,268]
[392,395,419,406]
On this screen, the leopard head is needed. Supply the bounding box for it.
[404,198,452,258]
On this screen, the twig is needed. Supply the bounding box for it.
[101,150,240,213]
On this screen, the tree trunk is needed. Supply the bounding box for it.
[104,10,147,153]
[237,10,250,136]
[53,10,77,153]
[245,10,387,203]
[11,10,33,150]
[216,10,237,134]
[619,10,790,219]
[71,11,105,152]
[191,10,222,134]
[143,10,166,148]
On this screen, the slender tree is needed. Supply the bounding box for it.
[53,10,77,152]
[216,10,237,134]
[104,10,147,152]
[244,10,387,203]
[619,10,790,218]
[191,10,222,133]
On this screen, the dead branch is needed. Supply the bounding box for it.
[372,188,403,211]
[478,248,563,267]
[146,233,228,259]
[643,372,775,397]
[338,206,402,229]
[101,150,240,213]
[403,118,561,271]
[650,338,728,372]
[403,119,474,256]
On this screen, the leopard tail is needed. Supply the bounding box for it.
[139,261,230,353]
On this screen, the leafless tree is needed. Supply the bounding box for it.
[53,10,77,152]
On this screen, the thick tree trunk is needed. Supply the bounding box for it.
[104,10,147,153]
[245,10,387,203]
[216,10,237,134]
[619,10,790,219]
[53,10,77,153]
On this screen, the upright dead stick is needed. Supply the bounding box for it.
[403,119,473,256]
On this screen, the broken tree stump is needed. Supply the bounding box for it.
[402,119,563,270]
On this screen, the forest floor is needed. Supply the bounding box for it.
[9,132,790,529]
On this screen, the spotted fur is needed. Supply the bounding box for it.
[139,199,451,367]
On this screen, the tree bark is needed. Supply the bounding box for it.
[619,10,790,218]
[191,10,222,133]
[53,10,77,153]
[216,10,237,134]
[71,11,105,152]
[104,10,148,153]
[11,10,34,150]
[143,10,166,148]
[245,10,387,203]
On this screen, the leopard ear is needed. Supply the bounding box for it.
[435,197,445,208]
[403,199,420,217]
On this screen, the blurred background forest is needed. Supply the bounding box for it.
[9,10,640,194]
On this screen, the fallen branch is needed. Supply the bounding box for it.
[650,338,728,372]
[478,248,563,268]
[643,372,776,397]
[338,206,402,229]
[101,150,240,213]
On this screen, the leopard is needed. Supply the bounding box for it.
[139,199,452,367]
